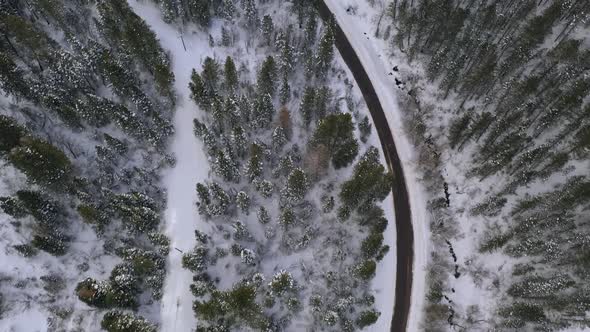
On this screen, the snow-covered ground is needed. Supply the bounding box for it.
[129,2,213,330]
[324,1,430,331]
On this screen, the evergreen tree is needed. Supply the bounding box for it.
[16,190,60,225]
[316,22,335,78]
[252,93,274,129]
[111,192,159,233]
[254,179,274,198]
[0,115,25,155]
[101,311,157,332]
[218,0,236,20]
[224,56,239,94]
[282,168,309,203]
[269,270,294,295]
[31,233,67,256]
[242,0,258,31]
[339,147,393,213]
[245,143,264,182]
[279,205,296,228]
[261,15,274,46]
[358,116,372,143]
[0,52,30,98]
[257,56,277,97]
[300,86,316,126]
[356,310,380,328]
[311,113,359,169]
[212,149,240,182]
[221,26,232,46]
[201,56,220,97]
[231,126,247,159]
[279,74,291,105]
[276,28,295,76]
[9,137,72,190]
[272,126,288,152]
[236,191,251,214]
[257,206,270,224]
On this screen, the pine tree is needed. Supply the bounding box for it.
[236,191,251,214]
[311,113,359,169]
[340,147,393,214]
[207,183,230,216]
[257,56,277,97]
[212,149,240,182]
[316,22,335,78]
[218,0,236,20]
[16,190,60,225]
[282,168,309,203]
[201,56,220,97]
[300,86,316,126]
[189,69,207,107]
[272,126,288,152]
[101,311,157,332]
[221,26,232,47]
[231,126,247,159]
[0,115,25,155]
[0,52,30,98]
[356,310,380,328]
[252,93,274,129]
[242,0,258,31]
[303,13,318,49]
[276,28,295,76]
[279,206,296,228]
[245,143,263,182]
[359,116,372,143]
[9,137,72,190]
[355,259,376,280]
[279,74,291,105]
[257,206,270,224]
[261,15,274,46]
[269,270,294,295]
[224,56,239,94]
[111,192,159,233]
[254,179,274,198]
[32,232,67,255]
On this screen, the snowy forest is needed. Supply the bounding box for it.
[0,0,394,331]
[0,0,589,331]
[365,0,590,330]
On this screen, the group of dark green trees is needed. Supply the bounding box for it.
[177,0,393,331]
[0,0,176,330]
[385,0,590,330]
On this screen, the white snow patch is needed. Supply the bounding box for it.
[0,306,48,332]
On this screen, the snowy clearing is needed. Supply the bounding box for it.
[129,1,212,330]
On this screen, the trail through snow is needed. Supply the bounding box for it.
[130,2,212,330]
[324,1,430,331]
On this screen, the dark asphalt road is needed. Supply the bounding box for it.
[315,2,415,332]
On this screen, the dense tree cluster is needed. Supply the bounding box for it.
[0,0,170,329]
[384,0,590,330]
[184,1,391,330]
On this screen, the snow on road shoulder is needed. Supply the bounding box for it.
[129,1,212,330]
[324,1,430,330]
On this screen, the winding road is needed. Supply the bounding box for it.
[315,2,416,331]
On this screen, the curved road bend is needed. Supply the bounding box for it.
[315,2,415,332]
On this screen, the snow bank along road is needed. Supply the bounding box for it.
[317,1,429,331]
[130,1,212,330]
